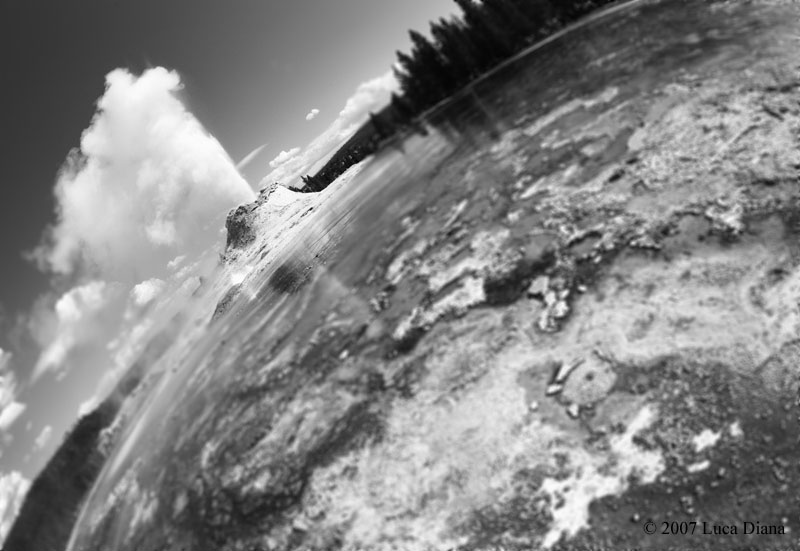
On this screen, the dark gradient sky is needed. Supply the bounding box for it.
[0,0,456,323]
[0,0,458,479]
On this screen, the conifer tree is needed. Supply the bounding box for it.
[394,50,425,109]
[453,0,515,63]
[482,0,536,48]
[431,18,476,86]
[390,92,416,124]
[408,30,452,100]
[286,0,620,194]
[369,111,394,140]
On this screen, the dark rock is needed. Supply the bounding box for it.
[225,205,257,251]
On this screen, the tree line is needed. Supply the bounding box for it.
[296,0,616,192]
[394,0,616,114]
[2,326,174,551]
[2,400,120,551]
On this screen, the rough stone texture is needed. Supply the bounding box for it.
[224,204,258,251]
[223,182,285,253]
[67,1,800,551]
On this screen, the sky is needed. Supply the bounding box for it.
[0,0,458,538]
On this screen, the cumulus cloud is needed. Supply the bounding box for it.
[336,73,397,130]
[33,425,52,452]
[33,67,255,281]
[261,71,397,187]
[305,108,320,121]
[0,404,25,433]
[131,279,166,308]
[268,147,302,169]
[32,281,126,380]
[77,396,100,419]
[0,471,29,545]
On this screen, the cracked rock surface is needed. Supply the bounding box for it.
[69,1,800,550]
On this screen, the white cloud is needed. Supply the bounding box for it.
[33,425,52,452]
[0,350,24,433]
[32,281,125,380]
[0,471,30,545]
[77,396,100,419]
[56,281,110,324]
[167,255,186,271]
[0,404,25,433]
[131,279,165,308]
[268,147,301,169]
[305,108,320,121]
[33,67,255,281]
[25,67,259,386]
[235,143,268,171]
[261,71,397,187]
[107,317,156,373]
[107,271,206,379]
[337,72,396,130]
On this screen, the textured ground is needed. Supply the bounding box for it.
[67,1,800,550]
